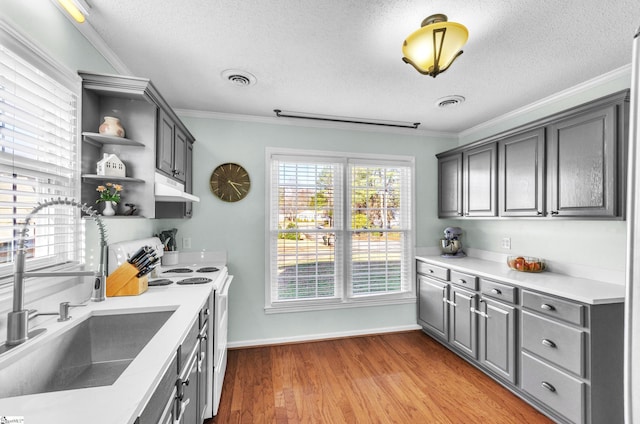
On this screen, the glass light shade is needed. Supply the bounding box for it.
[402,18,468,77]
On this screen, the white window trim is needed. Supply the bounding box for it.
[264,147,416,314]
[0,20,83,286]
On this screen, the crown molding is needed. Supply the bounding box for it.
[459,64,632,141]
[174,108,458,139]
[50,0,131,75]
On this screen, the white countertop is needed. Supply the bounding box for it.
[0,270,226,423]
[416,255,625,305]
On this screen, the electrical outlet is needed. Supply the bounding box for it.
[183,237,192,249]
[501,237,511,250]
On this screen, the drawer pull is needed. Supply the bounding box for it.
[458,279,466,285]
[490,288,502,295]
[429,269,434,273]
[541,339,557,348]
[541,381,556,392]
[540,303,556,311]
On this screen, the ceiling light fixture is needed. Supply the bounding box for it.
[56,0,90,24]
[402,14,468,78]
[274,110,420,129]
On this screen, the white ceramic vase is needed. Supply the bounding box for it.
[98,116,125,138]
[102,201,116,216]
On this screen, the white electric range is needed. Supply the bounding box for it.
[107,237,232,419]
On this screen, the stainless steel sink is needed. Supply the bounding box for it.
[0,310,174,398]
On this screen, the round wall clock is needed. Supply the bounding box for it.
[209,162,251,202]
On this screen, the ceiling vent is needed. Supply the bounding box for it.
[221,69,257,87]
[435,95,465,108]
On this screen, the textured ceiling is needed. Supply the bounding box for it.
[83,0,637,134]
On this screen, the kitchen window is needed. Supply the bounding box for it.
[0,24,82,282]
[266,148,414,312]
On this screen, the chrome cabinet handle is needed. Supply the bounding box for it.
[541,381,556,392]
[550,210,559,216]
[490,288,502,295]
[470,307,489,318]
[536,210,543,215]
[542,339,557,348]
[443,298,457,307]
[429,269,434,273]
[541,303,555,311]
[458,279,466,285]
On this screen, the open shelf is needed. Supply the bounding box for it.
[82,174,145,183]
[82,132,145,147]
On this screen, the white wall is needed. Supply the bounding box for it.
[155,118,457,344]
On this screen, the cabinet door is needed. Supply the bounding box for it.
[464,143,497,217]
[173,127,187,182]
[438,153,463,218]
[478,297,516,383]
[547,105,618,217]
[499,129,546,217]
[185,141,194,218]
[417,276,448,340]
[197,326,209,422]
[157,108,174,177]
[448,286,478,358]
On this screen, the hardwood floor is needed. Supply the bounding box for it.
[208,331,552,423]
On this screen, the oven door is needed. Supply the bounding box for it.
[213,274,232,416]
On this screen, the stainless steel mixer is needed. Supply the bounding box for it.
[440,227,466,258]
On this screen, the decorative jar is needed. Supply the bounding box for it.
[98,116,125,138]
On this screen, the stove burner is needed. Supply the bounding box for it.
[148,278,174,286]
[197,267,219,273]
[176,277,213,285]
[163,268,193,274]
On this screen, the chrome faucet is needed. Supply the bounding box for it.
[5,198,108,347]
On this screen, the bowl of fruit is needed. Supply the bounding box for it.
[507,256,546,273]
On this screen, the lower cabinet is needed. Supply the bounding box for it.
[416,258,624,424]
[477,297,516,384]
[138,353,178,424]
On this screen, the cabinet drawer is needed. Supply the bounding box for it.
[416,261,449,281]
[521,311,585,376]
[450,270,478,290]
[522,290,584,326]
[521,352,585,424]
[179,318,200,372]
[480,279,517,304]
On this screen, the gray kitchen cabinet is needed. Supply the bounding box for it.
[138,352,178,424]
[417,275,448,340]
[155,139,194,218]
[520,290,624,424]
[498,128,546,217]
[157,110,187,183]
[447,285,478,358]
[416,257,624,424]
[437,152,463,218]
[79,71,197,219]
[435,90,628,220]
[478,297,516,384]
[463,143,497,217]
[547,103,621,217]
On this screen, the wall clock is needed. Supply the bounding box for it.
[209,162,251,202]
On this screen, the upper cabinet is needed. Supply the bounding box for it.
[499,128,546,217]
[547,104,621,217]
[79,72,196,219]
[437,90,629,220]
[464,143,497,217]
[437,153,463,218]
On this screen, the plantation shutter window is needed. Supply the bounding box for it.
[267,149,414,311]
[0,31,81,277]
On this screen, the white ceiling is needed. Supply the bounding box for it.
[79,0,638,134]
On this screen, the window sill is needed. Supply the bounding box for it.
[265,294,416,314]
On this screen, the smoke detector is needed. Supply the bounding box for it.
[435,95,465,108]
[221,69,257,87]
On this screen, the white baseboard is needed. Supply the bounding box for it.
[227,324,422,349]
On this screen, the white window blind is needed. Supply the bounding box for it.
[268,149,414,310]
[0,41,81,276]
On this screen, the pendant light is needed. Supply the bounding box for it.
[402,14,468,78]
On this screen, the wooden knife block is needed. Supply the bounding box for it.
[106,262,148,297]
